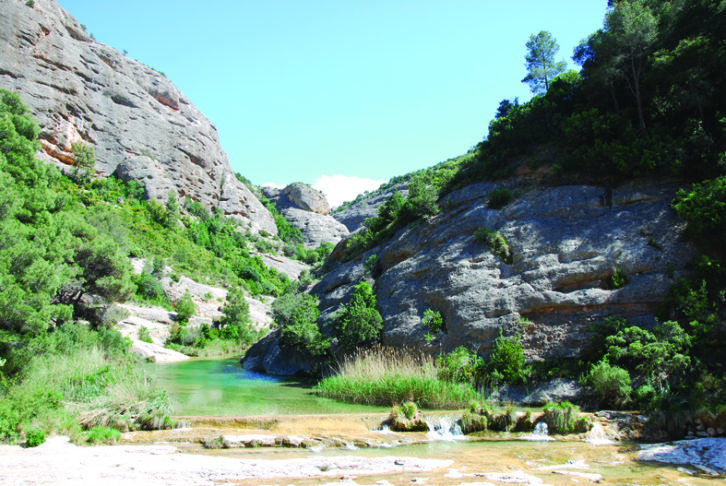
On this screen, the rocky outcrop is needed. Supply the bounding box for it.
[242,332,315,376]
[277,183,331,215]
[314,179,693,362]
[333,183,408,232]
[264,183,349,248]
[281,207,349,249]
[0,0,276,234]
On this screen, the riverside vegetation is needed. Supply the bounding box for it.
[0,88,332,445]
[284,0,726,438]
[3,0,726,447]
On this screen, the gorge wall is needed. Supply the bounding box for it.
[247,178,694,374]
[0,0,276,234]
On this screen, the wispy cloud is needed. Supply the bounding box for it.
[313,174,385,208]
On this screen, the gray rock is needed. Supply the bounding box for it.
[280,207,349,249]
[257,253,311,281]
[638,438,726,474]
[488,379,584,406]
[241,332,315,376]
[333,183,408,232]
[0,0,276,234]
[277,183,331,215]
[317,179,694,361]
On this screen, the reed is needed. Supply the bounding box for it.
[315,345,478,409]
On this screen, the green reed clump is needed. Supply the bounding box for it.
[314,345,478,408]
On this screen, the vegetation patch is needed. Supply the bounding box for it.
[474,227,513,264]
[315,346,478,409]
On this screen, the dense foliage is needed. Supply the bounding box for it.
[0,89,289,442]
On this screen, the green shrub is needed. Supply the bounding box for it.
[487,187,513,209]
[436,346,482,385]
[276,293,330,359]
[474,227,513,264]
[137,326,153,343]
[334,281,383,353]
[586,359,631,407]
[83,426,120,444]
[215,287,254,344]
[174,292,195,322]
[604,268,629,289]
[422,308,444,335]
[542,401,590,434]
[24,428,46,448]
[487,330,525,384]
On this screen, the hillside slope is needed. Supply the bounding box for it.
[0,0,275,234]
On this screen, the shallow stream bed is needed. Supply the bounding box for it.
[137,357,722,485]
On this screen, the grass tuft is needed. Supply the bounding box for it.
[315,345,478,409]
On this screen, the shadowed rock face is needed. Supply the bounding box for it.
[0,0,276,234]
[314,179,693,362]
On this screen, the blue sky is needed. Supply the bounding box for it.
[57,1,608,205]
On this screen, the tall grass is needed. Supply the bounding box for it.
[315,345,478,409]
[0,327,173,443]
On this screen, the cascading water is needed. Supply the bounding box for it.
[524,421,554,441]
[425,416,465,441]
[584,422,614,444]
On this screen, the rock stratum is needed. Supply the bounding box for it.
[0,0,276,234]
[248,179,694,374]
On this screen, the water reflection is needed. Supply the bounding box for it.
[146,357,389,416]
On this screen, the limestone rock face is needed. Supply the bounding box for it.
[0,0,276,234]
[315,179,694,362]
[280,207,349,249]
[277,183,331,215]
[264,183,349,248]
[333,183,408,233]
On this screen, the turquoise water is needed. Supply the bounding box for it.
[146,357,388,416]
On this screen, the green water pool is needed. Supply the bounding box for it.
[146,357,389,416]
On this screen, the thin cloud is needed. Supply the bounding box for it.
[313,174,385,209]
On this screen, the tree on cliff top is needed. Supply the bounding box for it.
[522,30,567,94]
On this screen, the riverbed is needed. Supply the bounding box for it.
[117,357,726,484]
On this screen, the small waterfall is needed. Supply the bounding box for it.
[585,422,614,445]
[524,421,553,441]
[425,416,465,441]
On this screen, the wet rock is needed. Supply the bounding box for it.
[638,438,726,475]
[241,331,315,376]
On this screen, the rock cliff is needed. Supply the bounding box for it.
[332,183,408,233]
[246,178,694,374]
[264,183,349,248]
[0,0,276,234]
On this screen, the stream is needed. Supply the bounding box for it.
[140,357,721,485]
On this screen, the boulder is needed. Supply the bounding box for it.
[280,207,349,249]
[277,183,330,214]
[241,332,315,376]
[0,0,276,234]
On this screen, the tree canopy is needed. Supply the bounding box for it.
[521,30,567,94]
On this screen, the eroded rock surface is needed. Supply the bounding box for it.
[317,179,693,361]
[264,183,349,248]
[333,183,408,232]
[0,0,275,234]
